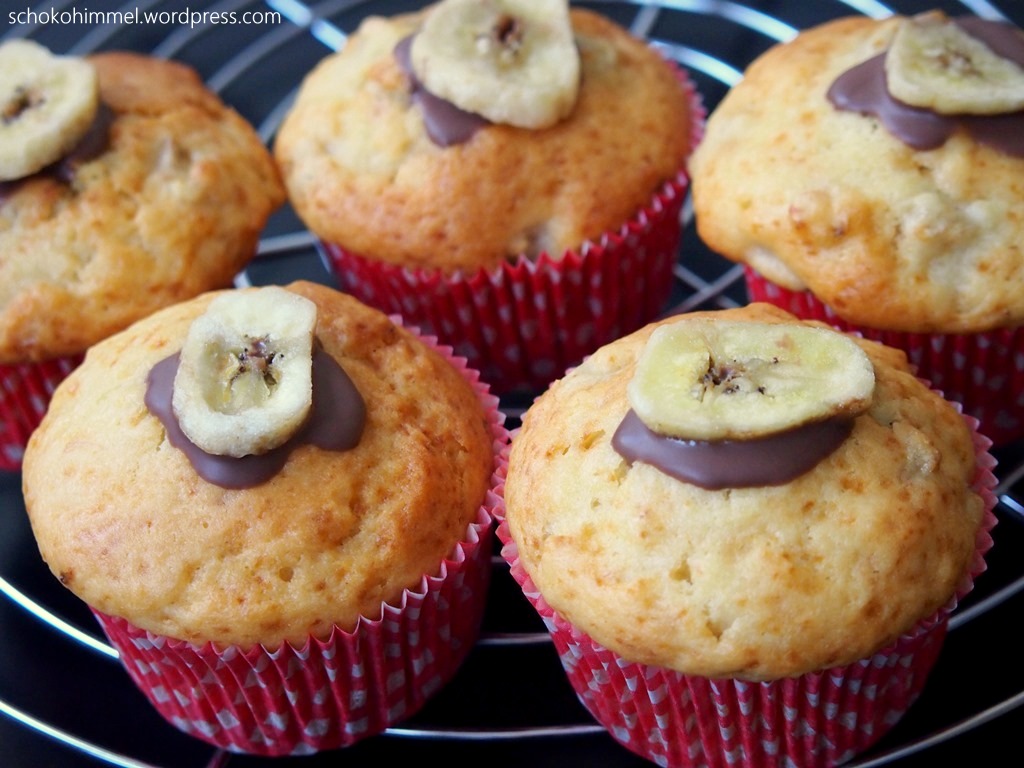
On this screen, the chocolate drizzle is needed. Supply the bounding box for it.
[0,102,114,200]
[611,409,853,490]
[393,35,491,147]
[827,18,1024,157]
[145,347,366,489]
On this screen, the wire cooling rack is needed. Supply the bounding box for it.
[2,1,1024,766]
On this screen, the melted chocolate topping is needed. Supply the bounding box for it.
[0,102,114,199]
[827,18,1024,157]
[827,54,951,150]
[55,102,115,182]
[611,409,853,490]
[393,35,491,147]
[145,347,366,489]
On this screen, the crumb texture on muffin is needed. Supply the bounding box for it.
[23,281,496,649]
[0,52,285,363]
[504,302,985,680]
[688,15,1024,333]
[274,6,694,273]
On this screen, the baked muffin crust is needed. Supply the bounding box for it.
[504,303,985,680]
[24,281,496,649]
[688,15,1024,333]
[274,6,694,273]
[0,51,284,363]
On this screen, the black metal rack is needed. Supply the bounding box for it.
[2,1,1023,765]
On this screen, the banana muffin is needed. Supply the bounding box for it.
[275,0,702,391]
[688,12,1024,444]
[22,281,508,755]
[497,302,996,767]
[0,42,284,469]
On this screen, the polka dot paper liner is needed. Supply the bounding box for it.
[745,266,1024,447]
[321,170,688,396]
[493,416,997,768]
[93,507,493,756]
[0,354,82,472]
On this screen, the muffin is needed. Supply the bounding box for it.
[0,41,285,470]
[496,302,997,767]
[687,12,1024,445]
[22,280,509,755]
[274,0,702,393]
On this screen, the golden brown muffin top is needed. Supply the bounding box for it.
[274,6,695,273]
[23,281,499,650]
[504,303,986,680]
[688,15,1024,333]
[0,51,285,363]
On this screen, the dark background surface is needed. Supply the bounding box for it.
[3,1,1024,766]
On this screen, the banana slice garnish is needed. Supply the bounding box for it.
[627,320,875,442]
[172,287,318,458]
[885,12,1024,115]
[0,39,99,181]
[410,0,581,130]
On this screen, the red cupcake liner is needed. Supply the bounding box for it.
[322,173,687,395]
[90,324,510,756]
[321,66,706,395]
[745,266,1024,447]
[0,354,83,472]
[494,413,997,768]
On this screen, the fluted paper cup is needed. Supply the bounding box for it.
[0,355,82,471]
[745,266,1024,447]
